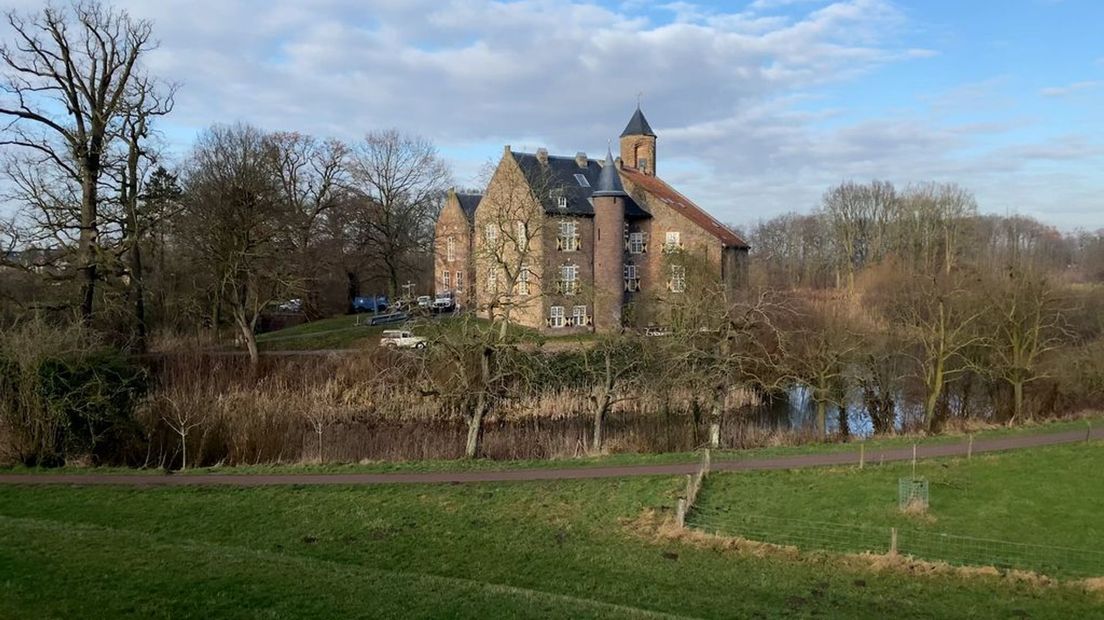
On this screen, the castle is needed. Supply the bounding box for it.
[433,107,748,332]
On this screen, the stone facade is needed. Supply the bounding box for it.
[432,108,750,333]
[433,189,479,308]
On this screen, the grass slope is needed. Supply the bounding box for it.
[692,441,1104,576]
[0,473,1100,618]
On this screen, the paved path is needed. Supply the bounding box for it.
[0,427,1098,487]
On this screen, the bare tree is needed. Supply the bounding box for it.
[822,180,896,294]
[980,269,1069,423]
[576,331,649,452]
[786,302,862,440]
[270,132,348,316]
[347,129,451,295]
[660,253,789,448]
[418,314,540,458]
[0,1,160,322]
[880,272,983,432]
[472,154,562,337]
[179,124,291,364]
[160,394,205,470]
[115,75,175,351]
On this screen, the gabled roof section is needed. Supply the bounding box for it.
[620,167,748,249]
[511,151,648,219]
[620,107,656,138]
[456,193,482,220]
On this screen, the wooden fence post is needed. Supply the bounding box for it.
[967,435,973,460]
[889,527,898,556]
[676,498,687,528]
[859,443,865,469]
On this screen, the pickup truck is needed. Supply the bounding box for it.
[379,329,427,349]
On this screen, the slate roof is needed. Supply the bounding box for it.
[620,107,656,137]
[511,151,649,220]
[592,148,628,198]
[455,193,482,220]
[620,166,749,249]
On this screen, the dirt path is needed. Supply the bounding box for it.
[1,427,1098,487]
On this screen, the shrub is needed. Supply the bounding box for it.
[0,318,147,466]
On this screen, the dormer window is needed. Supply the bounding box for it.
[557,195,568,209]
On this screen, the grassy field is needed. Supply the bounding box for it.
[253,312,597,351]
[1,471,1102,618]
[254,314,386,350]
[690,441,1104,577]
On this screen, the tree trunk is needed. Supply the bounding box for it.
[78,166,100,324]
[816,398,827,441]
[709,388,724,449]
[592,391,611,452]
[1012,380,1024,423]
[837,403,850,440]
[924,378,943,434]
[233,309,259,365]
[466,347,494,459]
[346,270,360,313]
[465,394,487,459]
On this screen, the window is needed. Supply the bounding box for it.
[549,306,565,329]
[443,271,451,288]
[515,221,527,251]
[559,264,578,295]
[665,231,682,251]
[446,236,455,262]
[668,265,686,293]
[487,269,498,294]
[455,271,463,291]
[624,263,640,292]
[558,220,579,252]
[571,305,589,327]
[484,224,498,244]
[637,158,648,172]
[574,173,590,187]
[517,264,530,295]
[628,232,645,254]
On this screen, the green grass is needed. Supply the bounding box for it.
[255,315,386,350]
[691,441,1104,577]
[254,313,596,351]
[2,413,1098,477]
[1,473,1101,618]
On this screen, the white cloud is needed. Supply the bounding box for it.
[1040,80,1101,97]
[0,0,1100,229]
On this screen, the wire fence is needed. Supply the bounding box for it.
[688,508,1104,579]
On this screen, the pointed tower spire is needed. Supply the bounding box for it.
[593,147,627,197]
[620,107,655,138]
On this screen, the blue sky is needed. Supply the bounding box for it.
[2,0,1102,229]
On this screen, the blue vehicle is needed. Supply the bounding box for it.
[351,295,389,313]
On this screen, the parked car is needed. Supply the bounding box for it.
[351,295,389,313]
[432,293,455,312]
[644,326,670,337]
[416,295,432,308]
[379,329,427,349]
